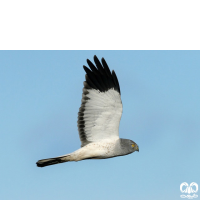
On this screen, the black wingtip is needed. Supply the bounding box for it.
[83,55,121,94]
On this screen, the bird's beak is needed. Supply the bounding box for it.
[136,146,139,152]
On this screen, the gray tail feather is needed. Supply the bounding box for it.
[36,155,70,167]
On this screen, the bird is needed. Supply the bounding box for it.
[36,55,139,167]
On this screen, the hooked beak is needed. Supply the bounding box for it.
[136,146,139,152]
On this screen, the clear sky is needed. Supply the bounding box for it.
[0,51,200,200]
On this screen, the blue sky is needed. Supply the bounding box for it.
[0,51,200,200]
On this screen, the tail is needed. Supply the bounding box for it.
[36,154,70,167]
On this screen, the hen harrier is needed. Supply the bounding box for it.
[36,55,139,167]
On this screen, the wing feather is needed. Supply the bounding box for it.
[77,56,122,147]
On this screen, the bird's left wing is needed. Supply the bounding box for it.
[77,56,123,147]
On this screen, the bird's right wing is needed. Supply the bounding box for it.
[77,56,123,147]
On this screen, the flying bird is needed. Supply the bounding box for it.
[36,55,139,167]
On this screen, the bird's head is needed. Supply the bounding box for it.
[130,140,139,152]
[120,139,139,153]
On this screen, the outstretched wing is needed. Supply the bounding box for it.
[77,55,123,147]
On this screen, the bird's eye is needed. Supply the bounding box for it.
[131,144,135,148]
